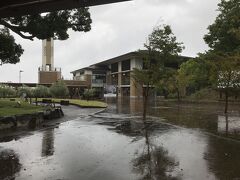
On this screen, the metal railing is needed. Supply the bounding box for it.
[38,66,61,72]
[92,79,104,84]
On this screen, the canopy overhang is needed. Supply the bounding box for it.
[0,0,131,18]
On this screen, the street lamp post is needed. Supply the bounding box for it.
[19,70,23,83]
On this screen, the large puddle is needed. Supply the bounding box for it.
[0,99,240,180]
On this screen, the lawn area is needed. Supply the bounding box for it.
[0,99,45,117]
[36,98,107,108]
[67,99,107,108]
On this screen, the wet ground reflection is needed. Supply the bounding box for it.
[218,115,240,136]
[132,125,181,180]
[204,136,240,180]
[106,97,240,140]
[0,101,239,179]
[0,148,21,180]
[41,129,55,157]
[94,112,240,180]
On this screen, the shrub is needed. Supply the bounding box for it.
[0,85,16,98]
[49,81,69,98]
[17,85,32,98]
[32,85,50,98]
[83,89,95,101]
[188,87,219,100]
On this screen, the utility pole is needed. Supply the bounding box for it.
[19,70,23,83]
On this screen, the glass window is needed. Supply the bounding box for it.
[111,74,118,85]
[122,72,130,85]
[122,59,130,71]
[111,63,118,73]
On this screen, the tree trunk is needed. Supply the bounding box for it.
[224,72,232,114]
[224,90,228,114]
[35,97,38,106]
[220,91,222,99]
[142,86,149,122]
[225,114,229,136]
[177,89,180,102]
[143,95,148,121]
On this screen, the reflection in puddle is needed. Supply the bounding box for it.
[106,97,240,139]
[41,129,55,157]
[132,126,181,180]
[0,101,239,179]
[0,148,21,180]
[218,115,240,136]
[205,136,240,180]
[95,114,219,180]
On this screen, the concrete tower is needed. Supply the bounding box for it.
[38,38,61,84]
[42,38,54,70]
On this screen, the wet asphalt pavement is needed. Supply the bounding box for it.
[0,99,240,180]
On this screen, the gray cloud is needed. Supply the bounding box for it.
[0,0,219,83]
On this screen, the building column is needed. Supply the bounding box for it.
[130,58,142,98]
[117,61,122,97]
[130,72,136,97]
[130,72,142,98]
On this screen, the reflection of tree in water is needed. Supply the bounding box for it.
[97,114,181,179]
[217,114,240,139]
[0,149,21,180]
[41,129,55,157]
[132,127,181,180]
[204,136,240,180]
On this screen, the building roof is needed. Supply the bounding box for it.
[0,0,131,18]
[95,51,138,66]
[71,51,138,73]
[71,51,192,74]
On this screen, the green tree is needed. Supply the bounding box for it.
[155,68,177,98]
[133,48,165,121]
[83,89,95,101]
[204,0,240,53]
[0,8,92,64]
[204,0,240,113]
[17,85,33,103]
[209,54,240,113]
[32,85,50,105]
[0,28,24,65]
[177,57,210,94]
[0,85,16,98]
[176,69,188,99]
[49,81,69,98]
[133,25,184,120]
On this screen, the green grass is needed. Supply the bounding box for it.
[35,98,107,108]
[187,88,220,101]
[67,99,107,108]
[0,99,45,117]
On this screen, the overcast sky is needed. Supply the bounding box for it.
[0,0,219,83]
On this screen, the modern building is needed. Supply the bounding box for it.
[71,51,190,97]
